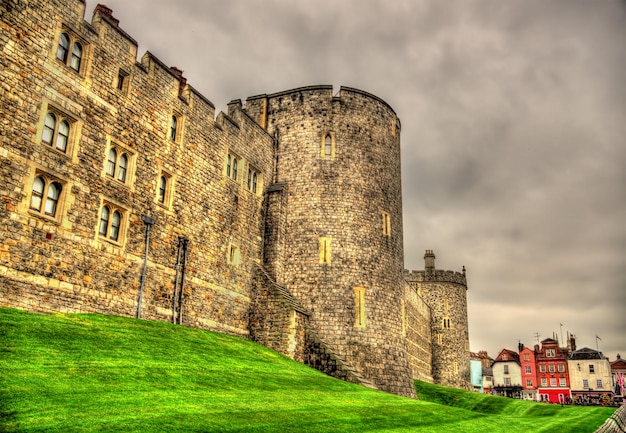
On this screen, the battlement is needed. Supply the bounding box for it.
[404,269,468,287]
[243,85,400,131]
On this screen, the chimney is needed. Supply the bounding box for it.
[518,342,524,353]
[169,67,187,94]
[424,250,435,272]
[94,4,119,26]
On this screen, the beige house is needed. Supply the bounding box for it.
[568,347,613,401]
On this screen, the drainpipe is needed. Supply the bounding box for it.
[172,237,183,323]
[177,237,190,325]
[136,215,154,319]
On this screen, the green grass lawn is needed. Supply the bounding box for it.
[0,308,615,432]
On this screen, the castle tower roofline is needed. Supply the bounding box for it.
[244,85,398,118]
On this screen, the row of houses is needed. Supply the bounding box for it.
[470,337,626,404]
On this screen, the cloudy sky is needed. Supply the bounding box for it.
[86,1,625,361]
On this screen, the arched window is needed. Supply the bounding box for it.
[99,206,110,236]
[170,115,177,140]
[324,134,332,156]
[98,204,125,242]
[70,42,82,72]
[252,172,257,193]
[226,154,232,177]
[30,175,63,218]
[44,182,62,216]
[232,157,238,180]
[104,145,133,184]
[106,148,117,177]
[42,113,56,144]
[56,33,69,63]
[110,211,121,241]
[30,177,45,211]
[56,120,69,151]
[158,175,167,203]
[41,110,73,154]
[117,153,128,182]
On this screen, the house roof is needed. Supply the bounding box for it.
[570,347,604,360]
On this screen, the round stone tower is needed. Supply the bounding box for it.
[416,250,471,389]
[245,85,415,397]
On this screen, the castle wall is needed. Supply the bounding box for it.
[406,264,471,389]
[0,0,471,398]
[245,86,416,398]
[403,283,434,383]
[0,0,273,337]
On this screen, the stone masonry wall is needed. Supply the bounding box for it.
[0,0,273,337]
[0,0,470,398]
[245,86,416,398]
[403,283,434,383]
[406,262,471,389]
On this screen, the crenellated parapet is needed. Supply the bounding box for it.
[404,269,467,287]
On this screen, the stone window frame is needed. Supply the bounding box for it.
[102,137,136,188]
[155,169,175,209]
[442,317,451,329]
[320,131,336,158]
[381,210,391,237]
[115,68,130,94]
[437,334,443,345]
[246,163,261,195]
[227,242,241,266]
[169,112,183,143]
[27,170,67,223]
[55,26,89,75]
[225,151,241,183]
[353,286,366,328]
[319,237,332,264]
[454,362,459,375]
[38,103,80,157]
[96,198,129,247]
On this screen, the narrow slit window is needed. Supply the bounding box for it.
[170,115,177,141]
[354,286,366,328]
[158,176,167,204]
[324,134,332,156]
[381,211,391,236]
[319,237,332,264]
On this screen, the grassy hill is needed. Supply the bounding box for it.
[0,308,615,432]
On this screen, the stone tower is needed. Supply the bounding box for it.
[408,250,471,389]
[245,86,416,398]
